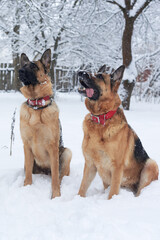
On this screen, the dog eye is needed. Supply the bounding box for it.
[30,63,39,70]
[96,74,104,80]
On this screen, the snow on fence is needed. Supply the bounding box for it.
[0,63,78,92]
[53,66,78,93]
[0,63,15,90]
[1,62,159,102]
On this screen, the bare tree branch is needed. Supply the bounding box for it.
[131,0,137,8]
[106,0,125,13]
[134,0,153,19]
[125,0,131,10]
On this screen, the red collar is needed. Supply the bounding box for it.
[27,96,52,109]
[91,109,117,125]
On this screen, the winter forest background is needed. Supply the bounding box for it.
[0,0,160,109]
[0,2,160,238]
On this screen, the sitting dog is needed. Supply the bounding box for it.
[19,49,72,198]
[78,65,159,199]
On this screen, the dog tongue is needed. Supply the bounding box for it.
[86,88,94,98]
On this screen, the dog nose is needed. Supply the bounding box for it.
[78,71,90,81]
[19,68,25,74]
[78,71,85,77]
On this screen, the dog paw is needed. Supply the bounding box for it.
[108,192,115,200]
[78,191,85,197]
[24,178,32,186]
[108,195,112,200]
[51,191,61,199]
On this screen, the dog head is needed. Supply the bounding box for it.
[19,49,53,99]
[78,65,125,115]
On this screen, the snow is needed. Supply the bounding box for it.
[112,0,125,8]
[118,0,125,8]
[129,0,147,17]
[0,92,160,240]
[123,60,137,83]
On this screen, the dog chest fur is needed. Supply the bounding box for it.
[20,102,60,168]
[78,65,158,199]
[19,49,72,198]
[82,111,145,187]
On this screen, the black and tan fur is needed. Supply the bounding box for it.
[78,65,159,199]
[19,49,72,198]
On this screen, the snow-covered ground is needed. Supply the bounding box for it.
[0,92,160,240]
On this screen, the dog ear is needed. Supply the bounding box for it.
[110,65,125,92]
[98,65,106,73]
[20,53,30,67]
[41,49,51,72]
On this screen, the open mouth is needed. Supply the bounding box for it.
[78,78,95,98]
[78,79,100,101]
[78,71,100,100]
[78,79,95,98]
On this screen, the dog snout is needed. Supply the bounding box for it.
[19,68,25,75]
[78,71,90,82]
[19,68,29,85]
[19,69,25,80]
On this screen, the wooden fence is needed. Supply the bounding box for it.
[0,63,15,90]
[52,66,78,92]
[0,63,78,92]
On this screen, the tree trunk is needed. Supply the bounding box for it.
[121,79,135,110]
[12,25,21,91]
[121,17,135,110]
[122,18,134,67]
[50,29,63,91]
[12,6,21,91]
[13,53,21,91]
[106,0,153,110]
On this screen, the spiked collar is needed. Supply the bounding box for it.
[91,109,117,125]
[26,96,53,110]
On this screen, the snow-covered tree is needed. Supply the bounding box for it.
[0,0,25,89]
[0,0,160,101]
[104,0,155,109]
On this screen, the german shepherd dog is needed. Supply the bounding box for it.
[19,49,72,198]
[78,65,159,199]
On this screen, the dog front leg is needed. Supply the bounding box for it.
[108,167,123,200]
[48,145,60,199]
[78,163,97,197]
[24,144,34,186]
